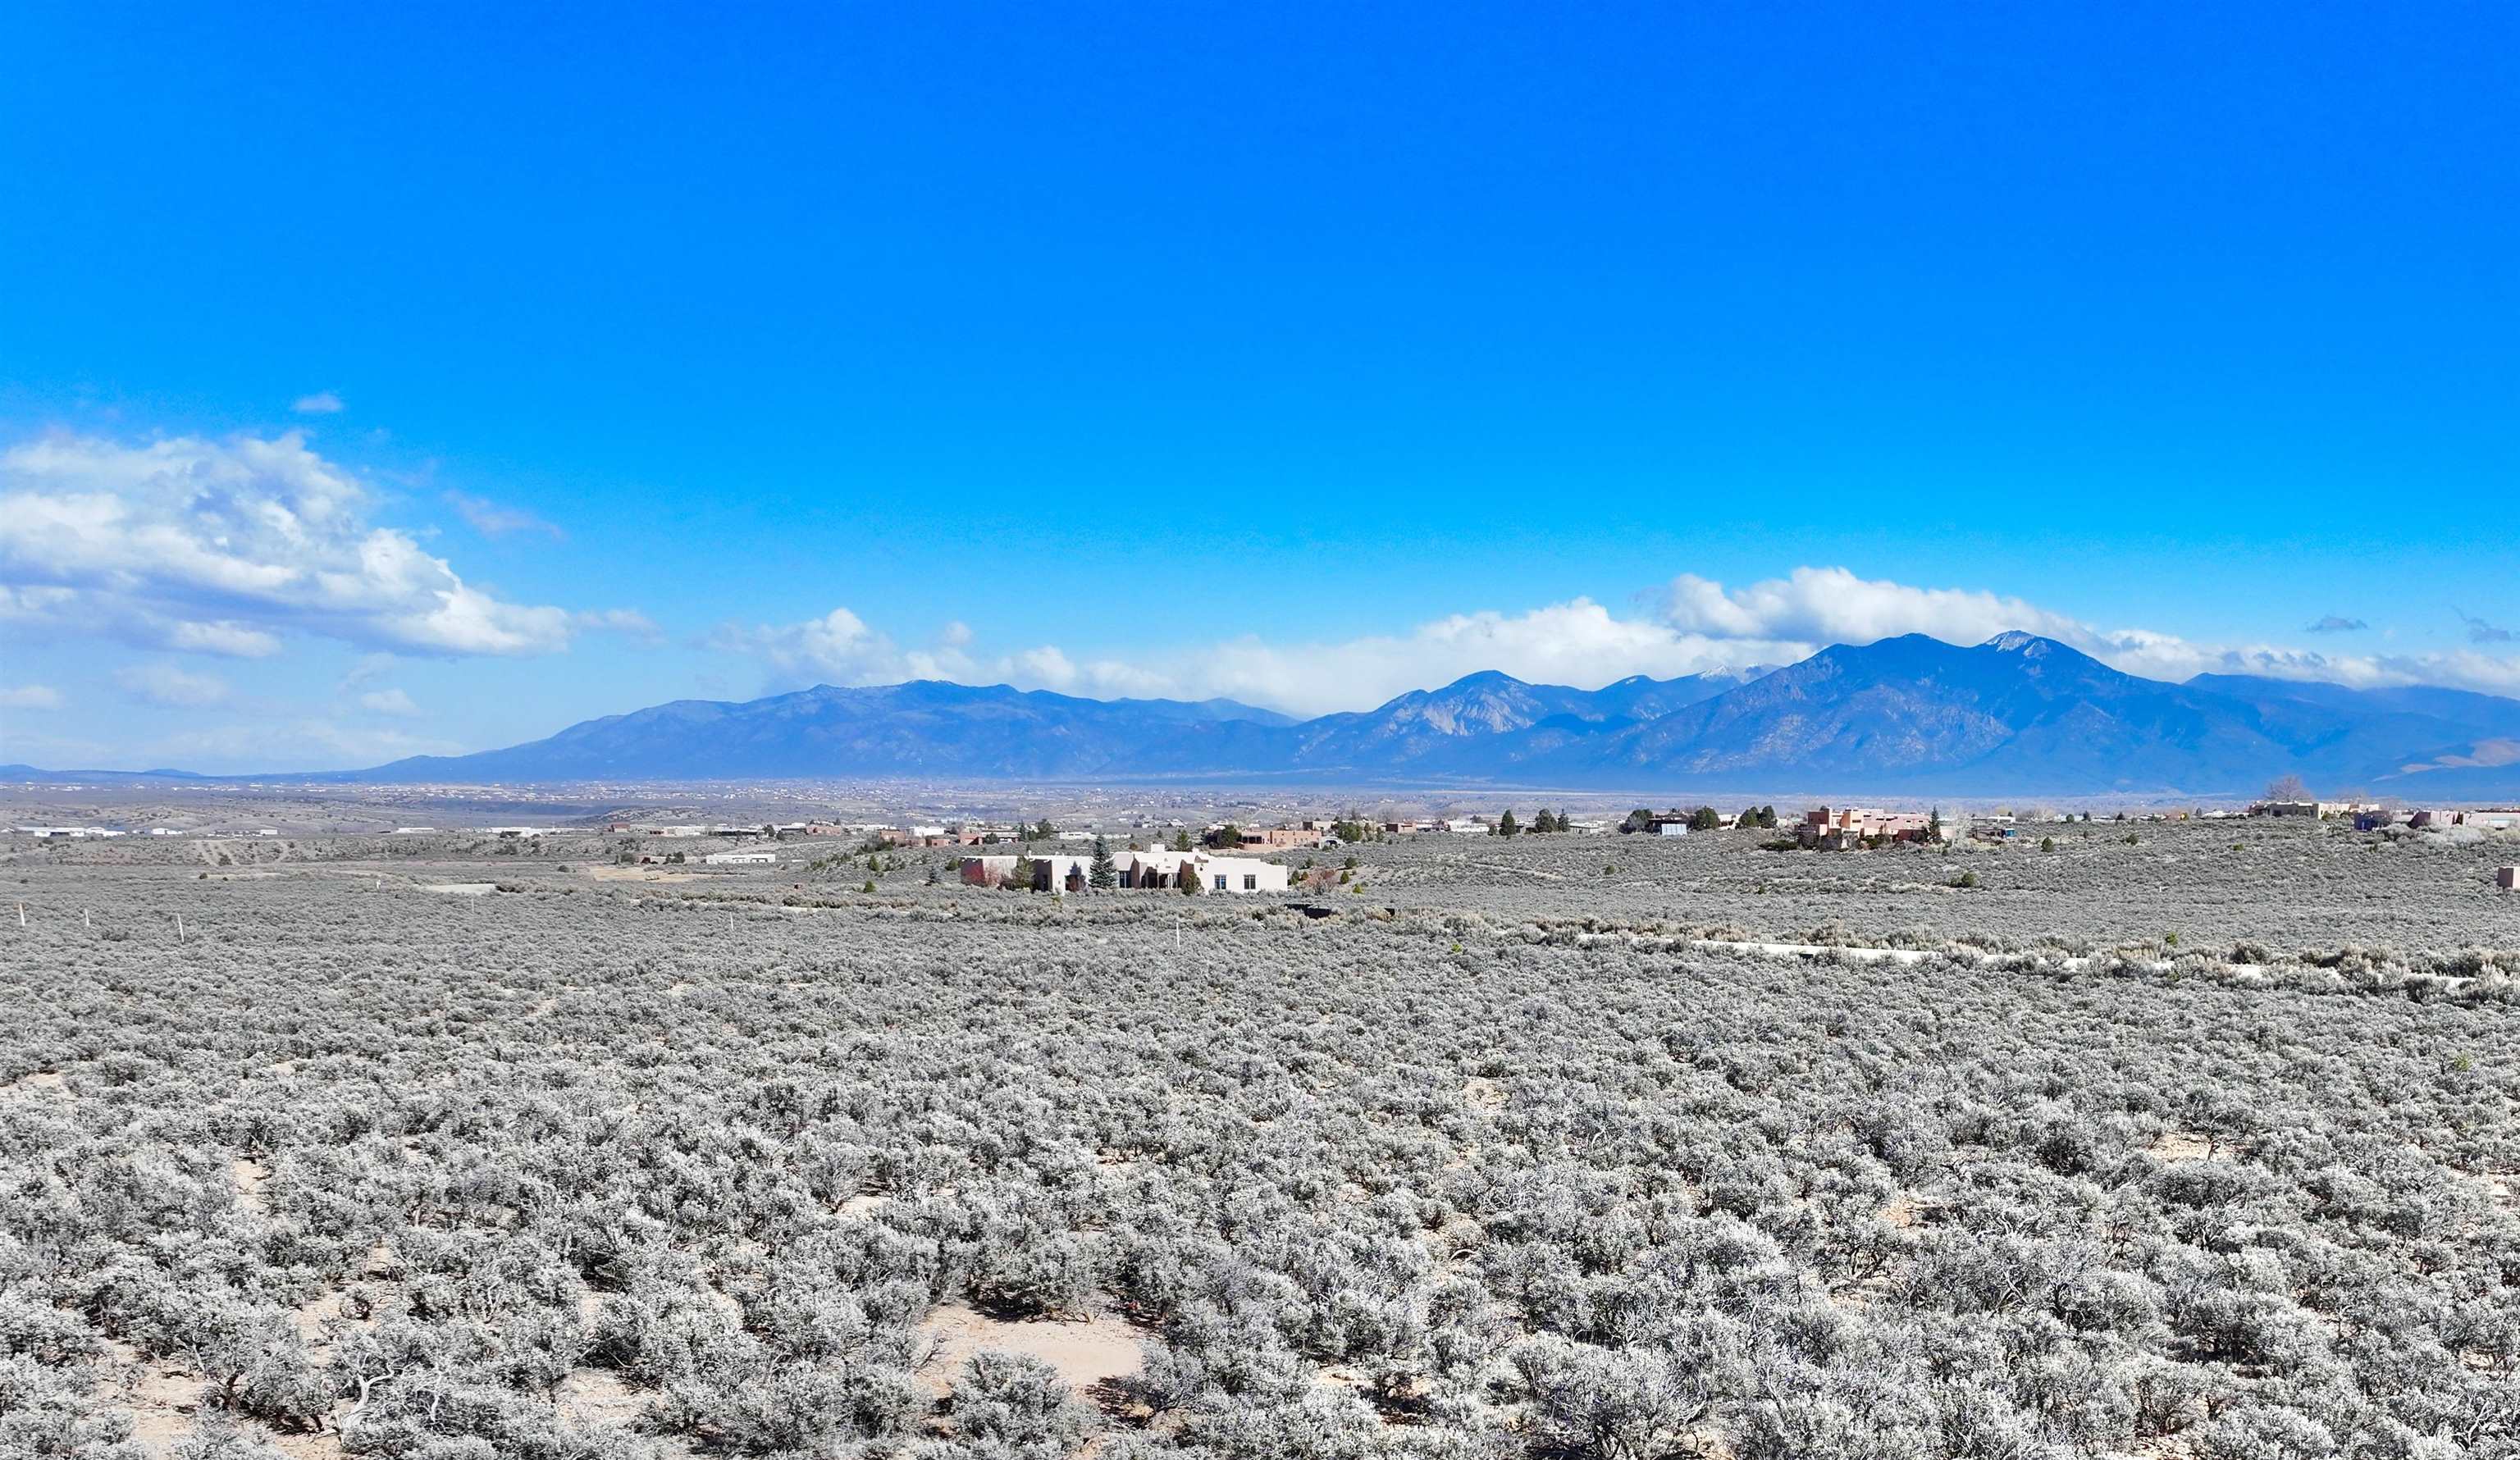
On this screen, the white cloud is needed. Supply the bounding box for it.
[444,489,564,541]
[114,662,231,708]
[572,607,664,645]
[292,391,345,415]
[1656,568,2520,699]
[165,619,284,657]
[1172,600,1806,715]
[358,688,421,716]
[0,684,64,710]
[710,597,1801,714]
[1659,566,2087,648]
[705,608,1117,700]
[1009,646,1079,690]
[706,571,2520,716]
[705,607,899,682]
[0,430,641,659]
[0,586,77,621]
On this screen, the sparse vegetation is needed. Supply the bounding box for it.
[1,816,2513,1458]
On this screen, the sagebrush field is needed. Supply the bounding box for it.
[2,820,2515,1459]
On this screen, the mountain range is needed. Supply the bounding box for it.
[16,633,2520,795]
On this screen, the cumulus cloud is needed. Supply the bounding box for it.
[704,609,1109,699]
[444,489,564,541]
[115,662,230,708]
[704,607,895,682]
[358,688,421,716]
[1173,600,1805,715]
[292,391,345,415]
[0,684,64,710]
[2305,615,2367,634]
[0,430,641,659]
[1659,567,2086,649]
[1655,568,2520,699]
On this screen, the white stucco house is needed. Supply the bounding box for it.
[1119,849,1288,894]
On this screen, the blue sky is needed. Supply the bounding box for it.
[2,2,2513,771]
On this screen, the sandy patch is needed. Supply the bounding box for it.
[231,1157,272,1214]
[293,1287,346,1344]
[838,1193,892,1216]
[915,1303,1144,1400]
[587,865,700,883]
[557,1366,646,1430]
[1461,1077,1507,1111]
[2148,1131,2214,1163]
[2,1069,67,1093]
[93,1339,205,1454]
[266,1426,348,1460]
[420,882,498,896]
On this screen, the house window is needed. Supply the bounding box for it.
[1213,874,1227,890]
[1243,874,1257,890]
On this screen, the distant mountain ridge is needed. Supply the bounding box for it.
[20,637,2520,794]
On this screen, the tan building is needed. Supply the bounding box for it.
[961,853,1094,892]
[1226,826,1324,851]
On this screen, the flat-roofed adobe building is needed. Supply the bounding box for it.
[1119,850,1288,894]
[960,853,1094,892]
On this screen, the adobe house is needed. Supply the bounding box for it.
[960,854,1092,892]
[1119,850,1289,894]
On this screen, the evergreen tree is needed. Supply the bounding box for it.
[1171,829,1193,851]
[1497,810,1520,837]
[1622,808,1654,833]
[1689,805,1723,832]
[1089,838,1116,890]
